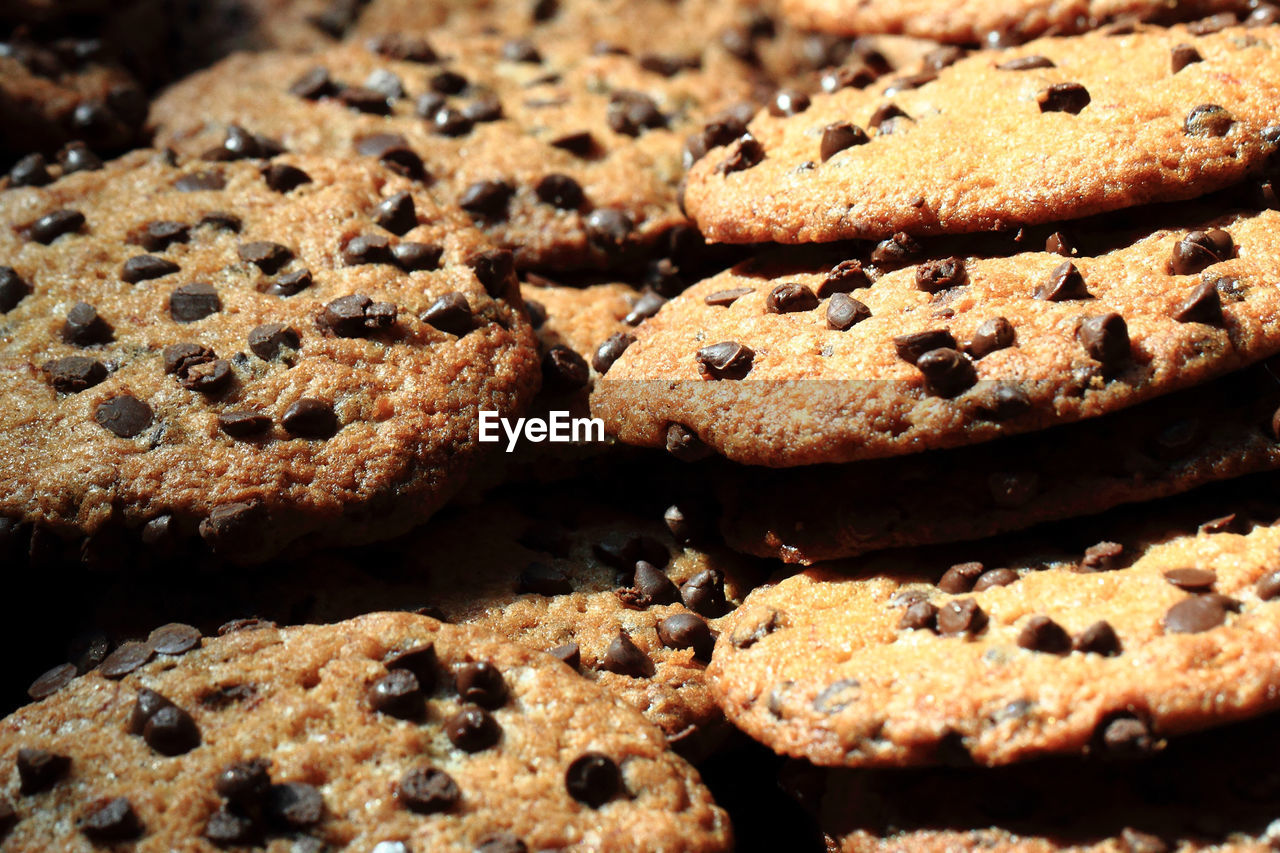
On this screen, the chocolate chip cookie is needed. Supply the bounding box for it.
[0,149,540,564]
[150,35,756,270]
[0,611,732,850]
[592,202,1280,466]
[720,364,1280,563]
[710,489,1280,766]
[684,23,1280,245]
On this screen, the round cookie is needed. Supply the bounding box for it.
[149,35,756,271]
[718,364,1280,563]
[709,492,1280,766]
[592,202,1280,466]
[0,149,540,564]
[0,611,733,851]
[778,0,1249,46]
[684,23,1280,245]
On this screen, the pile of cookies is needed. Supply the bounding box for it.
[5,0,1280,849]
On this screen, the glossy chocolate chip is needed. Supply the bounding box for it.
[1172,280,1224,324]
[696,341,753,380]
[1164,594,1238,633]
[1171,43,1202,73]
[262,163,311,192]
[658,613,714,659]
[870,232,921,269]
[80,797,142,842]
[169,282,221,322]
[323,294,395,336]
[1257,570,1280,600]
[624,290,666,325]
[1170,229,1233,275]
[972,568,1018,591]
[399,767,459,814]
[289,66,334,98]
[373,191,416,235]
[592,332,635,374]
[1035,261,1090,300]
[998,54,1055,70]
[1078,313,1129,366]
[0,267,31,312]
[936,598,986,636]
[469,249,516,297]
[344,233,395,266]
[28,209,84,243]
[542,345,590,393]
[681,569,727,617]
[965,317,1015,358]
[608,91,666,135]
[218,411,272,437]
[391,242,441,272]
[266,783,324,828]
[898,600,938,631]
[766,283,819,314]
[717,135,765,174]
[618,561,679,608]
[9,153,51,187]
[1184,103,1234,137]
[600,631,653,677]
[199,211,241,232]
[704,287,754,306]
[917,348,977,397]
[445,706,501,751]
[565,753,621,807]
[915,257,966,293]
[247,323,300,361]
[1163,568,1217,590]
[868,103,907,129]
[95,396,152,438]
[535,174,584,209]
[282,398,337,438]
[238,241,293,274]
[27,663,76,700]
[137,221,188,253]
[1037,83,1090,114]
[455,662,507,709]
[1045,231,1076,256]
[1017,615,1071,653]
[163,343,215,375]
[827,293,871,330]
[59,142,102,174]
[62,301,112,345]
[17,748,70,794]
[370,669,424,719]
[1080,541,1125,572]
[459,180,514,219]
[1073,621,1121,655]
[421,292,472,336]
[216,759,272,805]
[585,209,635,253]
[143,704,201,755]
[148,623,201,655]
[43,357,107,393]
[383,645,438,692]
[550,130,597,157]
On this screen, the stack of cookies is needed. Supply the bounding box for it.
[4,0,1280,850]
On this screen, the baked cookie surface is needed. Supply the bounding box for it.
[0,611,732,851]
[710,493,1280,766]
[0,149,540,563]
[685,24,1280,245]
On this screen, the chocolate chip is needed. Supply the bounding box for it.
[1163,568,1217,590]
[894,330,957,365]
[28,663,76,700]
[1170,280,1224,325]
[455,662,507,709]
[261,163,311,193]
[657,613,714,660]
[43,357,107,393]
[696,341,753,380]
[619,561,680,608]
[704,287,754,307]
[827,293,871,331]
[1099,714,1156,756]
[459,180,514,219]
[1170,229,1233,275]
[1080,541,1125,572]
[766,283,819,314]
[445,706,501,751]
[592,332,635,374]
[870,232,921,270]
[1184,103,1234,137]
[248,323,300,360]
[1164,593,1238,633]
[148,623,201,655]
[266,783,324,828]
[1045,231,1076,256]
[916,348,977,397]
[337,84,390,114]
[464,95,503,123]
[767,89,810,117]
[420,292,472,336]
[95,395,152,438]
[218,411,272,438]
[238,241,293,274]
[973,568,1018,591]
[398,767,459,815]
[344,233,395,266]
[607,91,666,136]
[1078,313,1129,367]
[915,257,967,293]
[565,753,621,807]
[681,569,727,617]
[142,704,201,755]
[369,669,424,719]
[393,242,442,272]
[168,282,220,323]
[542,345,590,393]
[898,600,938,631]
[176,171,225,192]
[600,631,653,677]
[717,135,765,174]
[1016,615,1071,653]
[180,359,231,393]
[430,105,473,137]
[0,267,31,312]
[1035,261,1090,300]
[535,174,584,209]
[869,103,907,129]
[1200,513,1248,534]
[1258,570,1280,600]
[80,797,142,842]
[282,398,337,438]
[469,249,516,297]
[1073,621,1121,655]
[1171,43,1202,73]
[199,211,241,232]
[550,130,597,157]
[17,748,70,794]
[817,260,870,297]
[476,833,527,853]
[216,759,272,805]
[28,209,85,244]
[162,343,214,376]
[203,807,255,845]
[585,208,635,252]
[289,66,334,98]
[936,598,986,636]
[59,142,102,174]
[323,294,396,336]
[1037,83,1090,114]
[998,54,1055,70]
[373,191,416,235]
[364,68,405,101]
[9,153,51,186]
[964,317,1015,359]
[666,423,710,461]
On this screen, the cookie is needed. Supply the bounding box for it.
[709,486,1280,766]
[684,23,1280,245]
[719,364,1280,563]
[592,201,1280,466]
[44,487,767,760]
[778,0,1250,46]
[0,611,732,851]
[0,149,540,564]
[794,710,1280,851]
[149,35,756,271]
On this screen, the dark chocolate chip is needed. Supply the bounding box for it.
[344,233,395,266]
[998,54,1055,70]
[681,569,727,617]
[592,332,635,374]
[936,598,986,636]
[1171,43,1202,73]
[203,807,256,845]
[218,411,272,437]
[9,153,52,187]
[216,759,273,805]
[455,662,507,709]
[364,68,405,100]
[199,211,241,232]
[289,66,334,98]
[262,163,311,193]
[1172,280,1224,324]
[238,241,293,274]
[43,357,107,393]
[282,398,337,438]
[463,95,503,123]
[248,323,300,360]
[1080,541,1125,572]
[657,613,713,660]
[392,242,442,272]
[1170,229,1233,275]
[550,130,597,157]
[870,232,921,270]
[666,423,710,461]
[0,797,15,838]
[765,283,819,314]
[148,623,201,654]
[398,767,459,814]
[80,797,142,842]
[0,267,31,312]
[469,249,516,297]
[972,568,1018,591]
[476,832,527,853]
[548,643,580,669]
[370,669,424,718]
[28,663,76,700]
[1078,313,1130,366]
[585,209,635,253]
[17,748,70,794]
[163,342,215,376]
[1257,570,1280,600]
[608,91,666,136]
[323,293,396,336]
[717,135,764,174]
[266,783,324,828]
[94,395,152,438]
[827,293,871,331]
[431,105,473,137]
[445,706,501,751]
[535,174,584,209]
[965,317,1015,359]
[915,258,967,294]
[1099,715,1156,756]
[1184,103,1234,137]
[59,142,102,174]
[143,704,201,755]
[1073,621,1121,655]
[619,561,679,608]
[1017,615,1071,653]
[916,348,977,397]
[28,209,85,244]
[565,753,621,807]
[868,103,907,128]
[1163,568,1216,591]
[542,345,590,393]
[600,631,653,677]
[421,292,472,336]
[1035,261,1090,301]
[459,180,514,219]
[169,282,221,322]
[373,191,416,235]
[768,88,810,117]
[383,645,438,692]
[623,290,666,327]
[338,85,391,114]
[696,341,753,380]
[1045,231,1076,256]
[1200,513,1248,534]
[179,359,231,393]
[1037,83,1090,114]
[818,260,870,297]
[898,600,938,631]
[1164,594,1238,633]
[894,330,958,364]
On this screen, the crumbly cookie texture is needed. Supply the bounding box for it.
[710,500,1280,767]
[796,709,1280,851]
[149,35,754,271]
[685,24,1280,245]
[0,612,732,851]
[592,205,1280,466]
[779,0,1248,45]
[719,365,1280,563]
[0,149,540,563]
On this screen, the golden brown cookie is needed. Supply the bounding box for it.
[710,487,1280,767]
[684,24,1280,245]
[0,612,733,851]
[0,149,540,564]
